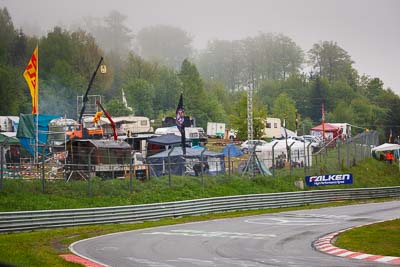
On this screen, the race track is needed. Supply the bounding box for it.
[71,200,400,267]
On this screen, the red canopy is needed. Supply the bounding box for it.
[311,123,340,132]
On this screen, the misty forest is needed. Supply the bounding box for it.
[1,8,399,140]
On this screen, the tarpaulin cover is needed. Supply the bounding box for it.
[16,114,61,156]
[0,133,20,145]
[220,143,243,157]
[147,134,189,146]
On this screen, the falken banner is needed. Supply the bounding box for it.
[305,173,353,186]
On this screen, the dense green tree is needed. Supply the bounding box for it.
[151,66,181,116]
[123,53,159,82]
[197,39,243,91]
[271,93,298,131]
[104,98,133,116]
[0,64,28,115]
[308,41,356,83]
[327,100,354,123]
[255,80,281,111]
[82,10,133,58]
[306,76,330,122]
[230,92,267,140]
[136,25,193,69]
[178,59,208,127]
[124,79,155,117]
[364,77,385,103]
[350,97,386,128]
[0,7,15,65]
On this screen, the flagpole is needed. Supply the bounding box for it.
[36,44,39,164]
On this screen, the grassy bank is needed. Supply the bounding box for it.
[335,219,400,257]
[0,158,399,211]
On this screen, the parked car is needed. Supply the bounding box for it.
[240,140,268,153]
[287,135,321,148]
[303,135,323,147]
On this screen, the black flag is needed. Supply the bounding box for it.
[176,93,186,155]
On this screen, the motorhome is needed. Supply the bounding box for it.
[263,118,281,139]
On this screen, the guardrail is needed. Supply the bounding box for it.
[0,186,399,233]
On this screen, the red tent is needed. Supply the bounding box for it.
[311,123,340,132]
[310,123,342,144]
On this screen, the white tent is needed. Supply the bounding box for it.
[371,143,400,152]
[256,140,313,169]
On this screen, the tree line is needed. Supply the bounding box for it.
[0,8,399,141]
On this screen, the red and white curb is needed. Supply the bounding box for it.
[314,228,400,265]
[60,254,106,267]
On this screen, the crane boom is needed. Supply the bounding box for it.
[96,100,117,140]
[78,57,104,124]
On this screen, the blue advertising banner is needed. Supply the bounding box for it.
[305,173,353,186]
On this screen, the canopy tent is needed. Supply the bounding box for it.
[311,123,340,132]
[256,139,313,169]
[310,123,341,142]
[220,143,243,157]
[147,147,225,177]
[371,143,400,152]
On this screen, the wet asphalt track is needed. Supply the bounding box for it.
[71,200,400,267]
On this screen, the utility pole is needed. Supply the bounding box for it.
[247,82,253,141]
[242,82,267,178]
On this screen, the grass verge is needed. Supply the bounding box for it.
[335,218,400,257]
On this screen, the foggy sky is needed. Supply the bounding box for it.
[2,0,400,94]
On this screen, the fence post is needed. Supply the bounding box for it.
[289,142,295,177]
[0,144,4,191]
[200,148,206,188]
[272,142,278,177]
[129,149,133,193]
[41,147,46,193]
[227,145,231,178]
[306,143,311,172]
[168,147,175,187]
[337,140,341,171]
[303,137,306,176]
[88,148,95,197]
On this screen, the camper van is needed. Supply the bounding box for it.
[263,118,282,139]
[112,116,153,136]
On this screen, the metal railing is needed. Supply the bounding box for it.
[0,186,398,233]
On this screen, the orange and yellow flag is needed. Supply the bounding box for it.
[23,46,38,114]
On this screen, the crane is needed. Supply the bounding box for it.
[67,57,104,140]
[78,57,104,125]
[96,100,117,141]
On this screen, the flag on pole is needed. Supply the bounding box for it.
[23,46,39,114]
[176,93,186,155]
[321,102,325,141]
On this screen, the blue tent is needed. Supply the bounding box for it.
[221,143,243,157]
